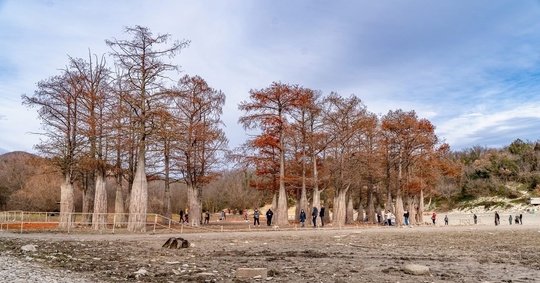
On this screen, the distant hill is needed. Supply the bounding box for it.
[0,151,40,162]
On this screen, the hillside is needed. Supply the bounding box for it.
[0,151,62,211]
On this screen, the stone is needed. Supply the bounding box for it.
[236,268,268,279]
[162,237,189,249]
[134,268,147,275]
[402,264,430,275]
[21,245,37,252]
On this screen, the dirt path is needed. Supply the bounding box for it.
[1,224,540,282]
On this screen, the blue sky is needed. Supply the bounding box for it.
[1,1,540,154]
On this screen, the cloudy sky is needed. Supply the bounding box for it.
[1,1,540,154]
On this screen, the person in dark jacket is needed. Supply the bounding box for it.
[403,210,410,226]
[300,209,306,227]
[253,208,260,226]
[319,205,325,227]
[312,207,318,227]
[266,209,274,226]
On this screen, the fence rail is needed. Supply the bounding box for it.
[0,211,219,234]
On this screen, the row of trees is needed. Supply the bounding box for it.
[22,26,227,231]
[236,84,455,227]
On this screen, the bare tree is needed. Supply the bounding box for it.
[239,82,311,226]
[22,69,84,228]
[321,93,369,226]
[381,109,439,226]
[106,25,190,232]
[168,75,227,226]
[66,53,112,229]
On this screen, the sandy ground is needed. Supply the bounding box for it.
[1,219,540,283]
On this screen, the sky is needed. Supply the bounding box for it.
[1,1,540,154]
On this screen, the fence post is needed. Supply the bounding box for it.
[112,214,116,234]
[67,213,71,234]
[153,214,157,233]
[20,211,24,234]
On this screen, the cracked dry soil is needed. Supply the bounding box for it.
[1,225,540,282]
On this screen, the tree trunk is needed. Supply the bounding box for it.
[271,191,277,211]
[333,185,349,226]
[114,172,125,227]
[408,195,417,225]
[92,170,108,230]
[82,172,95,225]
[418,189,425,224]
[163,179,171,223]
[346,195,354,224]
[127,153,148,232]
[395,190,404,226]
[276,183,288,225]
[187,184,202,226]
[386,189,393,213]
[276,130,289,225]
[356,202,365,223]
[395,158,404,226]
[59,173,75,228]
[163,142,172,223]
[366,184,375,223]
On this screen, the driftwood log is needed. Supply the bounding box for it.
[162,237,190,249]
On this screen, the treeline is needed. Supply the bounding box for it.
[449,139,540,206]
[0,152,263,218]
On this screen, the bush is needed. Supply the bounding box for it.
[476,200,505,210]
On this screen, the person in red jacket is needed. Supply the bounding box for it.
[431,212,436,225]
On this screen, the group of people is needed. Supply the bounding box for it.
[251,208,274,226]
[181,207,528,228]
[297,206,326,227]
[475,212,524,226]
[178,210,189,223]
[504,212,523,225]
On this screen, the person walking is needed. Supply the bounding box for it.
[431,212,437,225]
[300,209,306,227]
[253,208,260,226]
[509,215,513,225]
[221,210,226,221]
[473,213,478,224]
[319,205,325,227]
[312,207,318,227]
[495,211,500,226]
[519,213,523,225]
[444,215,449,225]
[386,210,392,226]
[179,210,184,223]
[204,211,210,224]
[266,208,274,226]
[403,210,410,226]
